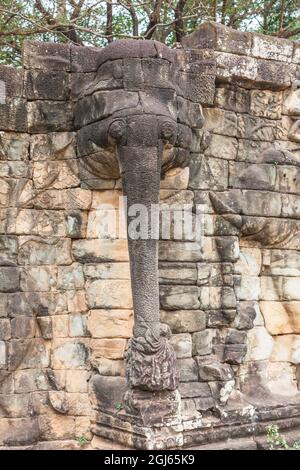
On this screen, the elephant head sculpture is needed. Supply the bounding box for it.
[74,39,213,392]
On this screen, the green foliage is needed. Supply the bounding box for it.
[266,425,300,450]
[0,0,299,66]
[76,435,90,446]
[115,402,124,411]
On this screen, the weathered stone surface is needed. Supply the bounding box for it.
[0,132,29,161]
[8,338,49,370]
[250,90,282,119]
[39,414,75,440]
[177,358,199,382]
[33,161,79,190]
[263,250,300,277]
[159,263,197,285]
[196,357,233,381]
[160,310,206,333]
[202,108,237,137]
[87,280,132,309]
[252,34,293,62]
[271,335,300,364]
[234,275,261,300]
[0,236,18,266]
[192,329,216,356]
[87,309,133,338]
[245,326,274,361]
[215,86,250,113]
[179,381,211,399]
[51,340,88,369]
[93,357,125,376]
[189,154,228,190]
[30,132,76,161]
[204,133,238,160]
[0,417,40,446]
[0,98,27,132]
[20,266,57,292]
[215,52,258,84]
[18,238,71,266]
[233,302,257,330]
[260,301,300,334]
[170,333,192,359]
[57,263,84,290]
[235,248,262,276]
[182,22,252,56]
[28,101,73,133]
[11,316,35,338]
[23,41,71,70]
[72,239,128,263]
[229,162,276,190]
[160,167,189,190]
[24,70,69,100]
[90,338,126,360]
[0,267,19,292]
[160,286,200,310]
[0,340,7,367]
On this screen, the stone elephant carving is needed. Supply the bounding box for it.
[74,39,214,393]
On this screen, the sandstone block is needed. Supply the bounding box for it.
[69,314,88,337]
[0,236,18,266]
[229,162,276,190]
[245,326,274,361]
[235,275,261,301]
[204,134,238,160]
[20,266,57,292]
[90,338,126,360]
[215,86,250,113]
[13,369,49,393]
[0,267,19,292]
[261,301,300,335]
[170,333,192,358]
[87,280,132,309]
[235,248,262,276]
[196,357,233,381]
[33,161,80,190]
[252,34,293,62]
[160,310,206,333]
[15,209,67,237]
[66,370,88,393]
[182,22,252,56]
[271,335,300,364]
[87,309,133,338]
[11,316,35,338]
[83,263,130,281]
[0,340,7,367]
[250,90,282,119]
[51,315,68,338]
[28,101,73,133]
[30,132,76,161]
[57,263,84,290]
[51,340,88,369]
[189,154,228,190]
[94,357,125,376]
[202,108,237,137]
[177,358,199,382]
[72,239,129,263]
[67,290,87,313]
[23,41,71,70]
[160,167,189,190]
[39,414,75,441]
[192,329,216,356]
[18,238,72,266]
[160,285,200,310]
[24,70,69,100]
[8,339,49,370]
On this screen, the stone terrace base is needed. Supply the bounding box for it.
[92,397,300,450]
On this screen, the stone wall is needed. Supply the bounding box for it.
[0,22,300,449]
